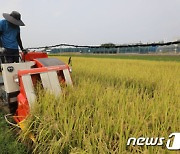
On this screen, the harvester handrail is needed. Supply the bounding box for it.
[4,113,20,128]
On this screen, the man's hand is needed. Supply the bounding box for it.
[22,49,28,55]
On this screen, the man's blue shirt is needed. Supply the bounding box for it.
[0,19,20,49]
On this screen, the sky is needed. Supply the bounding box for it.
[0,0,180,48]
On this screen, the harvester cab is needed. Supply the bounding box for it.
[0,51,72,124]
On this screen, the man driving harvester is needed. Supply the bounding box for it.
[0,11,26,63]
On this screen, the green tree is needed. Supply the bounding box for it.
[100,43,116,48]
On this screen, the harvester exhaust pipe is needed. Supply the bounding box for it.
[68,57,72,66]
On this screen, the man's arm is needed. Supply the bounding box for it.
[17,32,24,50]
[0,31,2,47]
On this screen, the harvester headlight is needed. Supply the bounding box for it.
[13,74,19,84]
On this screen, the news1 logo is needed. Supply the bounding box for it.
[127,132,180,150]
[166,133,180,150]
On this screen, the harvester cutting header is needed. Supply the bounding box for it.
[0,51,72,125]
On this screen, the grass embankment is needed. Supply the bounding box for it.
[20,56,180,153]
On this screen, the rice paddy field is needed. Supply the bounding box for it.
[17,54,179,154]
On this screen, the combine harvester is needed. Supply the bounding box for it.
[0,51,72,137]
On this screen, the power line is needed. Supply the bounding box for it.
[27,40,180,50]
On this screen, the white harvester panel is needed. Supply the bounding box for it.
[63,69,73,85]
[40,71,62,96]
[22,74,36,109]
[1,62,35,93]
